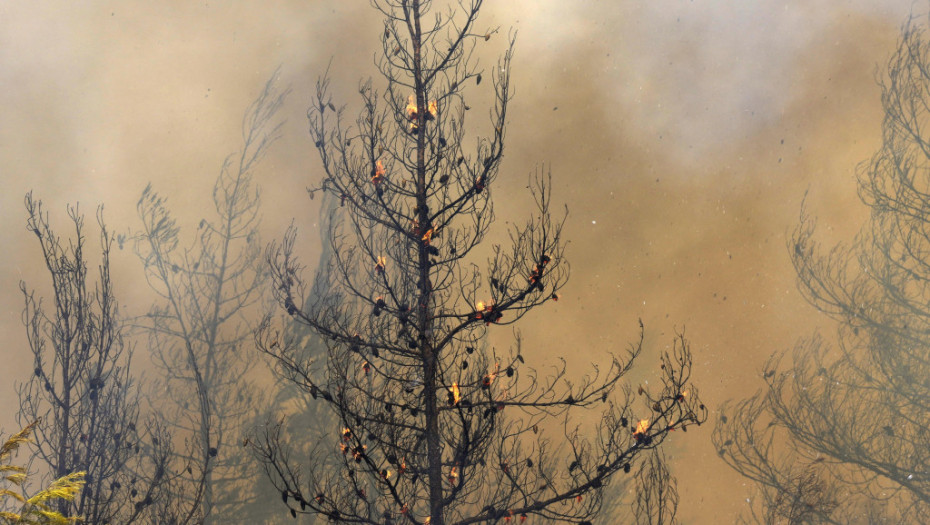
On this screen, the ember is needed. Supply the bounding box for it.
[633,419,650,436]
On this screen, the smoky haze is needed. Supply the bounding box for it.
[0,1,917,522]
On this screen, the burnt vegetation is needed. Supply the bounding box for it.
[16,194,168,524]
[716,14,930,524]
[252,1,705,524]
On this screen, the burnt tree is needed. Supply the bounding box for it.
[133,74,287,523]
[16,194,167,524]
[254,1,706,524]
[715,14,930,524]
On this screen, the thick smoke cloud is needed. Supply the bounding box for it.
[0,1,918,521]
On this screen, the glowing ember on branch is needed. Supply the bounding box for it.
[475,300,487,312]
[633,419,650,436]
[422,228,434,245]
[404,94,438,133]
[483,363,500,387]
[362,361,371,375]
[372,160,386,184]
[342,427,352,441]
[405,94,418,120]
[375,256,387,273]
[405,94,438,120]
[448,466,459,485]
[450,382,461,405]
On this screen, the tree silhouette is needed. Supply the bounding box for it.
[16,194,166,524]
[632,449,679,525]
[133,74,287,523]
[253,1,706,524]
[715,14,930,524]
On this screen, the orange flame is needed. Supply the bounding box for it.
[476,300,486,311]
[372,160,386,184]
[342,427,352,441]
[448,466,459,485]
[375,256,387,272]
[405,94,418,120]
[422,228,434,245]
[633,419,650,436]
[451,383,461,405]
[405,94,438,127]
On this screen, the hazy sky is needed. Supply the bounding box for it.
[0,1,920,522]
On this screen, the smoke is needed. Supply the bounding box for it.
[0,0,919,521]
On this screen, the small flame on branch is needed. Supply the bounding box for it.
[375,256,387,273]
[483,363,500,388]
[405,95,418,120]
[450,383,461,405]
[422,228,434,245]
[405,94,438,133]
[372,160,386,184]
[633,419,650,436]
[448,466,459,485]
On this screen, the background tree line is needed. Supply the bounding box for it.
[717,11,930,525]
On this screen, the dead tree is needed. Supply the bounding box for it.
[254,1,706,524]
[16,193,166,524]
[632,449,679,525]
[133,74,287,523]
[715,14,930,524]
